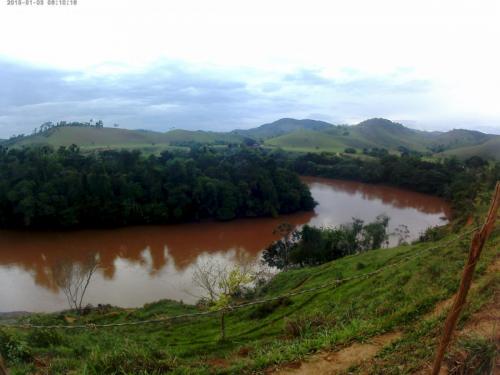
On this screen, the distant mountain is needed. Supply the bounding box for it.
[5,118,499,159]
[261,118,430,153]
[260,117,499,159]
[429,129,495,152]
[233,118,334,140]
[440,136,500,160]
[351,118,432,151]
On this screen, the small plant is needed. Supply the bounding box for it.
[0,329,32,364]
[27,329,64,347]
[418,226,446,242]
[250,297,292,319]
[85,348,176,374]
[446,336,496,374]
[356,262,366,270]
[283,312,336,338]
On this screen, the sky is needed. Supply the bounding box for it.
[0,0,499,138]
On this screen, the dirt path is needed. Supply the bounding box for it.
[272,256,499,375]
[272,332,402,375]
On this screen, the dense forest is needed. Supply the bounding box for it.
[292,152,500,217]
[0,146,315,228]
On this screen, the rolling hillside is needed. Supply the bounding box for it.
[4,118,499,159]
[265,129,350,152]
[233,118,334,140]
[430,128,495,151]
[6,126,243,152]
[262,118,500,158]
[350,118,431,151]
[441,136,500,160]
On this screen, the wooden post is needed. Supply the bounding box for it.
[0,354,9,375]
[431,182,500,375]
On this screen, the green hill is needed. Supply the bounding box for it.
[7,126,243,152]
[265,129,350,152]
[233,118,334,140]
[262,118,500,157]
[440,136,500,160]
[4,118,499,159]
[429,129,496,153]
[2,205,498,374]
[350,118,431,151]
[263,118,431,154]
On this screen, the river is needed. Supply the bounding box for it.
[0,177,451,312]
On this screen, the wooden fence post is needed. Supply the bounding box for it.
[431,182,500,375]
[0,354,9,375]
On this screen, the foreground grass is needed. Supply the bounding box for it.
[1,204,499,374]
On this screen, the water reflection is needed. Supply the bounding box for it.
[0,178,450,312]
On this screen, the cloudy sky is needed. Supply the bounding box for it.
[0,0,499,138]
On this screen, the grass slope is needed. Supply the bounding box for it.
[349,118,431,152]
[260,118,498,156]
[430,129,495,151]
[264,130,350,153]
[9,127,243,153]
[441,136,500,160]
[2,195,498,374]
[6,119,497,159]
[233,118,334,140]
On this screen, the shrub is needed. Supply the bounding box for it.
[283,312,336,338]
[85,348,176,374]
[446,336,496,374]
[418,226,446,242]
[27,329,64,347]
[344,148,356,154]
[0,329,32,364]
[250,297,292,319]
[356,262,366,270]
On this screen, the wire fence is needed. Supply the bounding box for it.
[0,226,481,330]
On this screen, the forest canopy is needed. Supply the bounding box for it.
[0,146,315,228]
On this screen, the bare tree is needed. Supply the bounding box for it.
[53,254,100,314]
[192,259,258,341]
[393,224,410,245]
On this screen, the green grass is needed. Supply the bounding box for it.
[441,136,500,160]
[9,127,242,152]
[1,200,498,375]
[8,121,499,160]
[264,130,350,152]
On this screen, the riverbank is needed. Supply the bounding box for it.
[0,177,451,312]
[1,203,498,374]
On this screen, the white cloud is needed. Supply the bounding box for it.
[0,0,499,133]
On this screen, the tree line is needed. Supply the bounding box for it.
[262,215,390,269]
[0,146,315,228]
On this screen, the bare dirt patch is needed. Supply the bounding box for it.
[273,331,402,375]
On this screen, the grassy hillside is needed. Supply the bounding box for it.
[233,118,334,140]
[265,129,350,153]
[441,136,500,160]
[2,195,498,374]
[349,118,431,152]
[430,129,495,151]
[7,127,243,153]
[5,119,499,159]
[263,119,430,154]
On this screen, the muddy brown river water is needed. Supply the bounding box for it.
[0,177,451,312]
